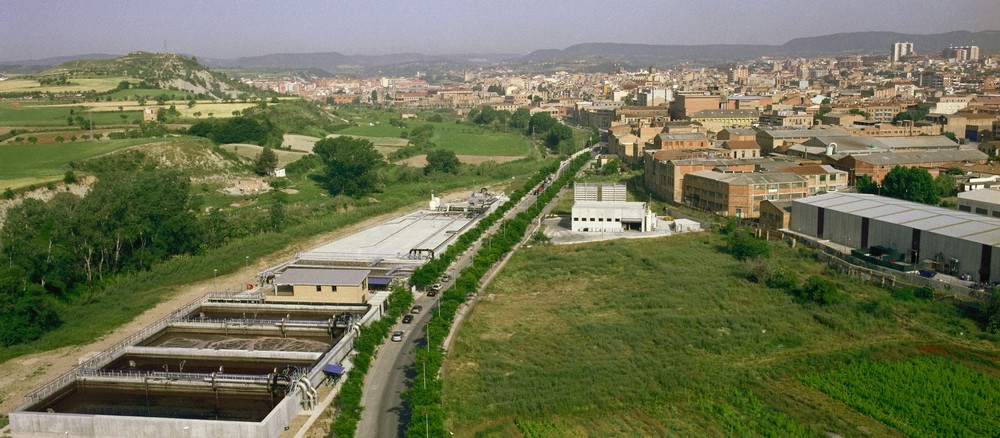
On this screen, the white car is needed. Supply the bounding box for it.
[391,330,404,342]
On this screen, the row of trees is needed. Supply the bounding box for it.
[398,153,592,437]
[189,115,282,146]
[856,166,957,205]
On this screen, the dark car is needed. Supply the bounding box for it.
[402,314,414,324]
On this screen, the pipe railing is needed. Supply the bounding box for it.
[23,290,255,403]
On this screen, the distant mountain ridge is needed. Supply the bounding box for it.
[3,30,998,74]
[524,30,1000,65]
[201,52,519,73]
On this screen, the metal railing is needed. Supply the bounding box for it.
[77,368,274,386]
[23,290,255,403]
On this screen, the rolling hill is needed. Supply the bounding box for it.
[522,30,1000,66]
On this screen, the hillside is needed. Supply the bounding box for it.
[40,52,265,100]
[522,30,1000,66]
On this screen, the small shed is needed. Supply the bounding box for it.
[272,268,371,304]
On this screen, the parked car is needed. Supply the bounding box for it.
[431,283,443,291]
[411,305,423,314]
[426,290,438,297]
[391,330,404,342]
[441,275,452,282]
[402,314,414,324]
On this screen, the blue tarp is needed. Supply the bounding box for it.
[323,364,346,375]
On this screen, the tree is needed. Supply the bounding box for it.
[486,84,503,95]
[848,108,872,119]
[796,276,842,305]
[942,131,958,142]
[527,112,556,135]
[193,111,202,118]
[63,170,75,184]
[545,123,574,148]
[313,136,386,197]
[509,108,531,130]
[934,173,956,199]
[253,147,278,176]
[54,136,64,143]
[27,136,37,144]
[726,228,771,261]
[881,166,939,205]
[424,149,461,175]
[602,158,621,175]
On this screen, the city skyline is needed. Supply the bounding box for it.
[1,0,999,62]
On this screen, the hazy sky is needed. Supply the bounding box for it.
[1,0,998,61]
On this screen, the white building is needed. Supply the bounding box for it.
[570,183,656,232]
[958,188,1000,217]
[892,42,914,62]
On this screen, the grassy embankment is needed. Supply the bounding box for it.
[443,233,1000,436]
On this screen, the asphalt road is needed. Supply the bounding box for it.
[356,149,592,437]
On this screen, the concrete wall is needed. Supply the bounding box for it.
[11,412,267,438]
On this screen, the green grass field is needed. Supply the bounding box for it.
[0,76,131,94]
[0,102,141,127]
[443,233,999,436]
[0,138,180,189]
[332,108,532,156]
[801,355,999,437]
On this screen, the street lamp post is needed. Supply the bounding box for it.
[422,410,429,438]
[419,359,426,389]
[213,269,217,279]
[245,256,249,269]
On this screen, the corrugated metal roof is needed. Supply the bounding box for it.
[276,268,370,286]
[851,149,987,165]
[794,192,1000,246]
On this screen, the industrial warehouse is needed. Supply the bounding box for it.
[571,183,657,232]
[790,192,1000,282]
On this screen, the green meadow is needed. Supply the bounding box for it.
[443,233,999,436]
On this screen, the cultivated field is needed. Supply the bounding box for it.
[396,154,525,167]
[443,233,999,436]
[0,76,131,94]
[26,100,256,119]
[0,102,142,127]
[0,137,178,189]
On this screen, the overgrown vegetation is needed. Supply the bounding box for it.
[801,355,999,437]
[441,231,999,436]
[401,152,591,437]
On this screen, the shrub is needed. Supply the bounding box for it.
[796,276,842,305]
[767,269,799,291]
[726,229,771,261]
